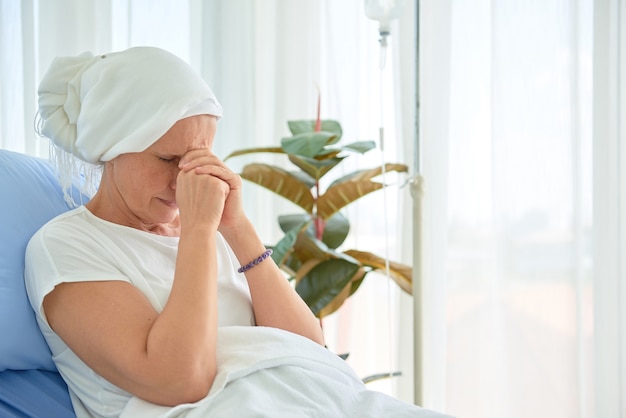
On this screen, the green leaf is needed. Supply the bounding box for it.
[282,255,302,278]
[280,212,348,249]
[288,154,344,181]
[317,267,366,317]
[341,140,376,154]
[320,120,343,139]
[281,132,337,158]
[223,146,284,161]
[317,163,409,219]
[317,180,383,220]
[287,120,317,135]
[292,232,331,263]
[314,148,342,159]
[329,163,409,188]
[344,249,412,294]
[321,212,350,249]
[349,274,366,296]
[295,258,360,315]
[278,214,312,233]
[240,163,315,213]
[271,222,310,265]
[289,170,316,189]
[288,120,343,139]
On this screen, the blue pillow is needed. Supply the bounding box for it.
[0,149,78,371]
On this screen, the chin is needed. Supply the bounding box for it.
[151,206,179,225]
[162,209,180,224]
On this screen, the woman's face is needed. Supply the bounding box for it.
[99,114,218,231]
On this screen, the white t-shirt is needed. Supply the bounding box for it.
[24,206,255,418]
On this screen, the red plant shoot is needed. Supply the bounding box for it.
[313,87,325,239]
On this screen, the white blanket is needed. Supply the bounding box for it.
[121,326,452,418]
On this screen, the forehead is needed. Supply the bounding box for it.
[149,115,217,154]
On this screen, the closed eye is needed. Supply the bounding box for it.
[157,155,180,164]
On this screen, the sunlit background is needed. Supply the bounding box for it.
[1,1,624,418]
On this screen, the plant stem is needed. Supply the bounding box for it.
[314,181,325,240]
[314,216,325,240]
[315,88,321,132]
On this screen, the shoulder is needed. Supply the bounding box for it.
[36,205,92,229]
[29,206,95,247]
[25,206,120,267]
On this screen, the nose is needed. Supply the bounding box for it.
[170,166,181,190]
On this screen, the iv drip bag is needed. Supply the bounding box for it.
[364,0,406,35]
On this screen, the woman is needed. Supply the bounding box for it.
[25,46,451,418]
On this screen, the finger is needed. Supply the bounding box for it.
[194,165,241,189]
[179,150,224,171]
[192,164,236,179]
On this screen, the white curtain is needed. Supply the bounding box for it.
[6,1,624,417]
[593,0,626,416]
[421,0,625,417]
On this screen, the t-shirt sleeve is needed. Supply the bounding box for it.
[24,220,131,326]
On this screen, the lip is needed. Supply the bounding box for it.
[158,198,178,208]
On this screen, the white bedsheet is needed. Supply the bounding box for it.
[121,326,453,418]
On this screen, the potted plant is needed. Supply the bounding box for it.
[224,116,412,320]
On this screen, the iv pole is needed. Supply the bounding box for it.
[411,1,424,406]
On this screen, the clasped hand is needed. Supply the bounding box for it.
[175,150,245,232]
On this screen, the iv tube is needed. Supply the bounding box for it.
[365,0,407,386]
[377,30,394,386]
[379,32,389,70]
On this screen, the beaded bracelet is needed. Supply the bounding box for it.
[237,249,273,273]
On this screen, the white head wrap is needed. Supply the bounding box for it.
[36,46,222,205]
[38,46,222,163]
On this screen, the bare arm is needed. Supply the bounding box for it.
[220,217,324,345]
[43,165,228,406]
[182,151,324,346]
